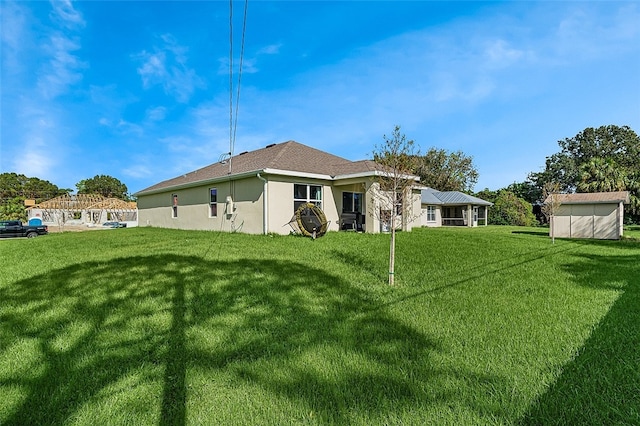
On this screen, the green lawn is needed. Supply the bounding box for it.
[1,226,638,425]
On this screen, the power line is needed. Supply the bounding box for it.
[228,0,249,177]
[233,0,249,157]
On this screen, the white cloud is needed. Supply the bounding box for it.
[11,102,62,179]
[1,1,30,75]
[37,33,87,99]
[49,0,85,29]
[217,56,259,75]
[146,106,167,122]
[483,39,525,69]
[258,43,282,55]
[122,163,155,180]
[134,34,205,103]
[116,119,144,136]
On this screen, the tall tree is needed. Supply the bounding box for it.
[0,173,67,221]
[373,126,420,286]
[414,148,478,192]
[504,181,541,205]
[77,175,129,200]
[0,173,66,202]
[577,157,627,193]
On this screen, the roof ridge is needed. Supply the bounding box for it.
[266,140,296,169]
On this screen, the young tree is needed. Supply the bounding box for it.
[372,126,420,286]
[542,182,562,244]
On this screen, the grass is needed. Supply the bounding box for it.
[1,226,638,425]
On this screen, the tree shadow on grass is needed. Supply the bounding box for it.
[0,254,506,425]
[519,252,640,425]
[511,229,549,238]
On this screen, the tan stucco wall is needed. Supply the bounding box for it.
[138,175,345,235]
[137,177,264,234]
[420,205,442,227]
[266,177,340,234]
[137,175,422,235]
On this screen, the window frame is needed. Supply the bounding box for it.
[293,183,322,212]
[209,188,218,217]
[342,191,363,214]
[426,205,436,222]
[172,194,178,218]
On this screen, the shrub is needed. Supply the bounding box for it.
[491,190,538,226]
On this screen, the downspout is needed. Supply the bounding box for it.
[257,173,268,234]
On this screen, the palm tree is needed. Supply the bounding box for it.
[577,157,627,193]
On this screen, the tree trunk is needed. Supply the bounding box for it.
[389,212,396,286]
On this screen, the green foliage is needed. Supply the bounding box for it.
[1,227,638,424]
[0,172,67,203]
[474,187,498,203]
[490,190,538,226]
[77,175,129,200]
[529,125,640,221]
[0,199,28,222]
[413,147,478,192]
[504,180,541,204]
[0,173,68,221]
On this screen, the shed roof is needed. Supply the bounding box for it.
[547,191,630,205]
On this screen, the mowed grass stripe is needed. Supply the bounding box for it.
[1,226,638,425]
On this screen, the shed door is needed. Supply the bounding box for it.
[571,205,593,238]
[593,204,617,239]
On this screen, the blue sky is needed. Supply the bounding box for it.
[1,1,639,195]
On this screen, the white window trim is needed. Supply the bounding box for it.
[209,187,218,218]
[294,183,323,209]
[426,205,436,222]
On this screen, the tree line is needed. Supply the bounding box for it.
[2,124,638,224]
[385,124,639,227]
[482,125,639,225]
[0,174,131,221]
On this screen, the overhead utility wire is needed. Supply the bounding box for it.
[228,0,234,175]
[233,0,249,154]
[228,0,249,177]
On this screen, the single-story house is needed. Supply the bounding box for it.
[546,191,630,240]
[134,141,423,235]
[420,188,492,227]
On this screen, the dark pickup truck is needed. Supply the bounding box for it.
[0,220,49,238]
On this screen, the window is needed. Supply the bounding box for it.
[395,192,403,216]
[426,205,436,222]
[172,194,178,218]
[209,188,217,217]
[294,184,322,211]
[342,192,363,213]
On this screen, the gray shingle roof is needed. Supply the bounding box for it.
[136,141,386,195]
